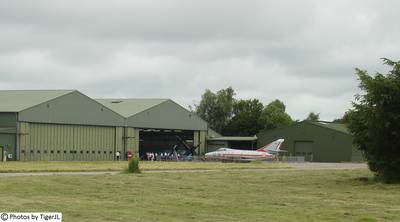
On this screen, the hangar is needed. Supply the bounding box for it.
[0,90,208,161]
[257,121,364,162]
[0,90,125,161]
[96,99,207,159]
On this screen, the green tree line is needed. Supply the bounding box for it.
[194,87,323,136]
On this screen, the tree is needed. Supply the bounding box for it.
[224,99,264,136]
[195,87,235,133]
[259,99,293,130]
[347,58,400,183]
[306,112,320,121]
[332,112,350,124]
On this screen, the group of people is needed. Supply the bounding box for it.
[145,152,180,161]
[114,150,133,161]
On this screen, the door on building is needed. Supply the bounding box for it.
[0,134,16,161]
[0,145,13,161]
[294,141,314,161]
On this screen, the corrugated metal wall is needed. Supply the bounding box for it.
[193,130,207,155]
[0,113,17,160]
[257,122,354,162]
[125,127,139,157]
[200,131,206,154]
[19,122,124,161]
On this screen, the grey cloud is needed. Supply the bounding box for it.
[0,0,399,121]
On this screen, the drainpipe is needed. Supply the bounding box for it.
[15,113,19,161]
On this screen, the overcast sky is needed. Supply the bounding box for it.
[0,1,398,121]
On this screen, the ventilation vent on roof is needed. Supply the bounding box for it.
[111,101,123,103]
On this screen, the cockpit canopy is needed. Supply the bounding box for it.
[216,148,231,152]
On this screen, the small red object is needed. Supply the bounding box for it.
[127,150,133,160]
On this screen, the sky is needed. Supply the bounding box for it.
[0,1,399,121]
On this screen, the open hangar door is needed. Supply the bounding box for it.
[138,129,194,159]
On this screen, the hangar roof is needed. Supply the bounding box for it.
[257,120,351,137]
[0,90,74,112]
[0,90,207,130]
[309,121,350,135]
[208,128,222,138]
[96,98,168,117]
[98,98,208,130]
[123,99,208,130]
[208,136,257,141]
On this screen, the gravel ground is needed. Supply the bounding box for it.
[0,162,368,177]
[288,162,367,170]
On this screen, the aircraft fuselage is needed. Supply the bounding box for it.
[205,148,273,160]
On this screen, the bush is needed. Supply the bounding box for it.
[347,58,400,183]
[127,157,141,174]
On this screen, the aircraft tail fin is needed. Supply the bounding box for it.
[257,139,284,153]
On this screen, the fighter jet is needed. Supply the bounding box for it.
[204,139,285,161]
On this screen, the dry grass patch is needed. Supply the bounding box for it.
[0,161,289,173]
[0,169,399,221]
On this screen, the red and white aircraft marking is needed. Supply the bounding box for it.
[204,139,285,161]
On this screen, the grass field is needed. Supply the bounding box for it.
[0,168,399,222]
[0,161,289,173]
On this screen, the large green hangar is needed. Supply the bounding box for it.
[96,99,208,159]
[0,90,125,161]
[257,121,364,162]
[0,90,208,161]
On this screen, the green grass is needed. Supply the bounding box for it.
[0,169,399,221]
[0,161,289,173]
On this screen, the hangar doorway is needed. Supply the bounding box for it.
[138,129,194,160]
[0,133,16,161]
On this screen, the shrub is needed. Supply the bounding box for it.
[347,58,400,183]
[127,157,141,174]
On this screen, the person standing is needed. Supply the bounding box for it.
[115,151,121,161]
[3,149,7,162]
